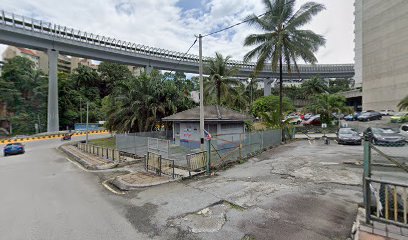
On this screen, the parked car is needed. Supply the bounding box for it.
[336,128,362,145]
[285,116,302,125]
[365,127,406,146]
[303,113,313,120]
[390,112,408,123]
[3,143,25,156]
[357,112,382,121]
[400,124,408,141]
[332,112,345,119]
[379,109,395,116]
[344,114,355,121]
[302,115,321,126]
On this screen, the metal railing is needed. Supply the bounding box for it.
[0,10,354,73]
[77,142,122,162]
[363,134,408,228]
[145,151,176,179]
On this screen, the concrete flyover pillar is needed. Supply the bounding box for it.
[47,49,59,132]
[263,78,271,96]
[145,65,153,74]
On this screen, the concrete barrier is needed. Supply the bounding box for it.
[0,130,109,144]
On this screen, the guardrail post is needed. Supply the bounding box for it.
[363,134,372,224]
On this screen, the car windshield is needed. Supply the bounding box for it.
[339,129,356,134]
[372,128,395,134]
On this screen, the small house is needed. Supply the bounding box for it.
[162,105,253,149]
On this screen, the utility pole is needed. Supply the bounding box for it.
[198,34,204,151]
[86,101,89,144]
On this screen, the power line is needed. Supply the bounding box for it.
[167,37,197,75]
[202,11,270,38]
[202,0,295,38]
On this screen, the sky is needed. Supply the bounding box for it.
[0,0,355,64]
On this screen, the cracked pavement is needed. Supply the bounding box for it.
[119,140,364,240]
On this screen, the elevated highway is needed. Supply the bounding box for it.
[0,10,355,131]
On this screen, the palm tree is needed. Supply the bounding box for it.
[243,0,326,127]
[307,94,352,125]
[398,95,408,111]
[301,77,327,96]
[204,52,239,105]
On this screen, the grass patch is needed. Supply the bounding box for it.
[89,137,116,148]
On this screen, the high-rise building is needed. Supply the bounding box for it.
[2,46,97,74]
[355,0,408,111]
[2,46,40,69]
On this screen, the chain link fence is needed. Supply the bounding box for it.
[209,129,282,169]
[116,131,171,158]
[116,129,282,168]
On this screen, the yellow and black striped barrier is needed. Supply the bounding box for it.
[0,130,110,144]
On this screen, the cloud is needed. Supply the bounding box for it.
[0,0,354,64]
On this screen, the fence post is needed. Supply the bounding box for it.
[172,160,175,179]
[363,134,372,224]
[239,133,243,160]
[112,149,115,162]
[145,153,148,171]
[134,134,137,156]
[158,155,162,176]
[207,139,211,175]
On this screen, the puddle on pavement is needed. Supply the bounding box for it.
[168,200,244,233]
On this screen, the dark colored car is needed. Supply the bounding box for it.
[357,112,382,121]
[337,128,362,145]
[302,115,321,126]
[365,127,406,146]
[344,114,354,121]
[3,143,25,156]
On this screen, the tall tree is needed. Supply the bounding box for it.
[398,95,408,111]
[105,71,195,132]
[301,77,327,96]
[306,94,351,124]
[204,52,239,105]
[243,0,326,131]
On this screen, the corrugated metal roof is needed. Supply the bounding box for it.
[162,105,252,122]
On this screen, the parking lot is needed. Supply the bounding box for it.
[341,115,405,133]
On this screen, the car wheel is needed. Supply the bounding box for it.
[4,153,7,157]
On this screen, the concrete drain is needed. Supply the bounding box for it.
[169,200,244,233]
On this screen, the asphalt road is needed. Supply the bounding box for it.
[0,134,146,240]
[1,131,402,239]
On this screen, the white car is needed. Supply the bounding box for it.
[379,109,395,116]
[400,124,408,141]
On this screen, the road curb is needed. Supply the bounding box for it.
[59,144,118,170]
[111,173,178,191]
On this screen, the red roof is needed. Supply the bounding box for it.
[18,48,38,57]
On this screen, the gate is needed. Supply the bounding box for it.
[363,134,408,228]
